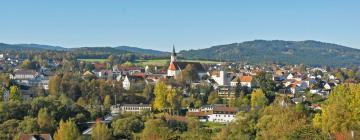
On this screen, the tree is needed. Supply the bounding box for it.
[153,81,168,112]
[141,119,173,140]
[288,125,327,140]
[92,120,112,140]
[37,108,55,133]
[254,72,276,102]
[250,89,267,111]
[182,118,210,140]
[76,97,87,107]
[18,116,39,134]
[217,111,257,140]
[0,119,20,140]
[9,85,21,101]
[21,59,37,69]
[256,101,307,139]
[166,89,181,115]
[314,84,360,138]
[54,119,80,140]
[103,95,111,111]
[49,75,62,95]
[207,92,222,105]
[112,116,144,139]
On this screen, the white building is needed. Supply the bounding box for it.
[187,105,239,124]
[111,104,152,115]
[211,70,229,86]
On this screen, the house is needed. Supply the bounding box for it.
[286,73,294,80]
[211,70,230,86]
[324,82,336,91]
[167,46,206,79]
[10,69,38,85]
[95,70,113,80]
[208,106,239,123]
[0,54,3,60]
[122,75,145,90]
[187,105,239,123]
[289,84,301,94]
[240,76,254,88]
[230,76,239,87]
[11,69,38,80]
[82,71,96,79]
[111,104,151,115]
[94,63,107,70]
[217,86,236,100]
[19,134,52,140]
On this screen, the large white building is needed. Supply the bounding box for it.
[187,105,239,124]
[111,104,152,115]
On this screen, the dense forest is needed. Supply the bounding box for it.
[180,40,360,66]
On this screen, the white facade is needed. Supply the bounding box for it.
[240,81,252,88]
[111,104,152,115]
[208,113,236,123]
[167,69,180,77]
[122,76,131,90]
[212,71,228,86]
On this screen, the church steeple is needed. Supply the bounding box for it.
[171,45,177,62]
[172,45,177,56]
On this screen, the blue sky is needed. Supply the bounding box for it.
[0,0,359,51]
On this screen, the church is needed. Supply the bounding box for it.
[167,46,206,79]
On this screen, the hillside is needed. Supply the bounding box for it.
[115,46,169,56]
[0,43,66,51]
[179,40,360,66]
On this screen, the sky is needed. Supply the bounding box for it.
[0,0,359,51]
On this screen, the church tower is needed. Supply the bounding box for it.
[168,45,178,77]
[171,45,177,63]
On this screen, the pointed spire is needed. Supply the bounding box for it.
[172,45,176,56]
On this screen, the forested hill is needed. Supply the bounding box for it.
[0,43,67,51]
[115,46,169,56]
[179,40,360,66]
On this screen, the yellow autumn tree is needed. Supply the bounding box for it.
[54,119,80,140]
[314,84,360,138]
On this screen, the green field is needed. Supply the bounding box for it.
[77,59,109,62]
[135,59,222,66]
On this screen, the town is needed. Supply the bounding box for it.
[1,1,360,139]
[1,45,359,139]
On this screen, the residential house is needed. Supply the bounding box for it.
[10,69,38,85]
[95,70,113,80]
[187,105,239,123]
[211,70,230,86]
[217,86,236,100]
[240,75,254,88]
[208,106,239,123]
[122,75,145,90]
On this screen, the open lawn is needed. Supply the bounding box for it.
[77,59,109,63]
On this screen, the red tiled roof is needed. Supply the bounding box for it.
[168,62,177,70]
[240,76,253,82]
[187,112,208,117]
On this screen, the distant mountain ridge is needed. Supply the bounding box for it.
[1,40,360,66]
[0,43,167,56]
[179,40,360,66]
[0,43,67,51]
[114,46,169,56]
